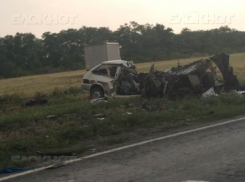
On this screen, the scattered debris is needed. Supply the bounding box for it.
[237,91,245,95]
[46,115,58,119]
[0,167,32,174]
[90,98,108,104]
[220,90,245,96]
[90,148,96,152]
[185,118,192,122]
[94,114,105,118]
[125,103,135,108]
[97,118,105,121]
[94,114,105,121]
[25,99,48,106]
[47,161,67,169]
[122,112,133,115]
[141,104,158,112]
[202,87,218,97]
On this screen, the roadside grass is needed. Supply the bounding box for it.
[1,87,245,168]
[0,52,244,96]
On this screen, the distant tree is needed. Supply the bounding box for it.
[0,23,245,78]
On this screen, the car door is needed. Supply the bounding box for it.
[91,64,118,96]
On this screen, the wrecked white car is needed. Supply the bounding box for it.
[82,60,140,99]
[83,53,240,99]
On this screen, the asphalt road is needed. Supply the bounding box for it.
[3,118,245,182]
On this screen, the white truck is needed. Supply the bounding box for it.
[85,42,121,71]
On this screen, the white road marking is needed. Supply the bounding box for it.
[1,116,245,181]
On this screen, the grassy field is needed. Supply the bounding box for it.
[1,89,245,168]
[1,52,245,96]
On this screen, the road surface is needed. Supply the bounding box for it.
[3,117,245,182]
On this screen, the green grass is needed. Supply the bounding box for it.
[1,87,245,168]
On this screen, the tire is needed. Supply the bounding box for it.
[90,86,104,99]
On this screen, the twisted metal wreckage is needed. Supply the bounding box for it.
[116,53,240,98]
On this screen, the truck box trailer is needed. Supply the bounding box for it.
[85,42,121,70]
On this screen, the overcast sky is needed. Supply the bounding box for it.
[0,0,245,38]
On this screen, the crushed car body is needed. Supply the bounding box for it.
[82,53,240,99]
[139,53,240,98]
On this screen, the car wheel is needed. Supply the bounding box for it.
[90,87,104,99]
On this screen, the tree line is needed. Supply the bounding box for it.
[0,22,245,78]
